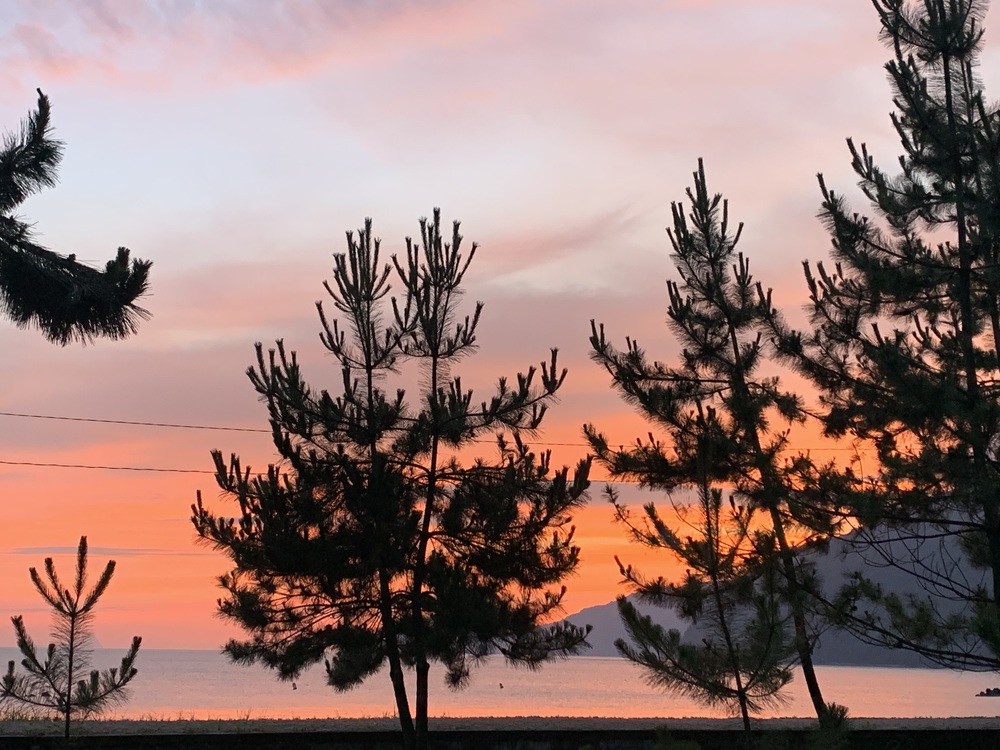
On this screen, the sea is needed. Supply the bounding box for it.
[1,649,997,721]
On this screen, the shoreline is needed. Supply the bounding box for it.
[3,716,1000,736]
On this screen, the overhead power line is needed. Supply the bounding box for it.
[0,459,211,474]
[0,410,869,452]
[0,411,590,447]
[0,410,875,478]
[0,411,270,434]
[0,457,636,483]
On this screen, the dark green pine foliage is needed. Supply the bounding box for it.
[771,0,1000,669]
[192,210,591,750]
[587,161,847,727]
[0,90,150,344]
[612,477,794,737]
[0,537,142,738]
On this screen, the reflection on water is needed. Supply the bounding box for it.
[2,650,997,721]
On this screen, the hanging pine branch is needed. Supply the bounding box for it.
[0,89,150,344]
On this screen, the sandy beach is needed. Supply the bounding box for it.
[2,715,1000,737]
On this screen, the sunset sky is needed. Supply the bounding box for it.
[1,0,996,651]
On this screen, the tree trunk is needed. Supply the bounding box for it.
[711,569,752,737]
[64,612,76,738]
[379,573,415,749]
[386,647,415,749]
[943,42,1000,664]
[410,352,440,750]
[724,306,828,725]
[769,505,828,725]
[415,659,430,750]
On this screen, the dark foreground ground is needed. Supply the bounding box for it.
[1,717,999,749]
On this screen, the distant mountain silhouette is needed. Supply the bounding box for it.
[562,595,686,659]
[807,528,986,668]
[559,529,980,668]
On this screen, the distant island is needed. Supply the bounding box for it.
[560,595,928,667]
[559,532,968,669]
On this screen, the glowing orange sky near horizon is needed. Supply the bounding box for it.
[0,410,682,649]
[0,405,857,651]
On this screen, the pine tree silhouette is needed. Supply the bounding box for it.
[194,210,591,750]
[771,0,1000,670]
[1,537,141,737]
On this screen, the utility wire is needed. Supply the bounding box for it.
[0,459,211,474]
[0,457,635,483]
[0,411,588,447]
[0,410,867,452]
[0,409,874,477]
[0,411,270,434]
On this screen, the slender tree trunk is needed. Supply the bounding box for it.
[411,348,442,750]
[360,299,417,750]
[943,44,1000,656]
[754,450,828,719]
[379,573,415,749]
[699,471,753,736]
[711,563,752,736]
[415,662,430,750]
[768,508,827,724]
[64,613,76,739]
[722,305,828,725]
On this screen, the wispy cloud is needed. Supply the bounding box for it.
[1,0,526,90]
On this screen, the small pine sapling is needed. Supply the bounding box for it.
[612,482,794,738]
[0,536,141,737]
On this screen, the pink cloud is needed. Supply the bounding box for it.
[0,0,541,91]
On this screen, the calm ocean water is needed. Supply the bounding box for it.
[2,649,998,721]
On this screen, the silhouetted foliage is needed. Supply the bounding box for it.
[770,0,1000,670]
[0,537,141,737]
[612,487,794,738]
[0,90,150,344]
[588,162,849,729]
[193,210,591,750]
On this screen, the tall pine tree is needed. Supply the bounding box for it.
[193,211,591,750]
[588,161,846,726]
[771,0,1000,669]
